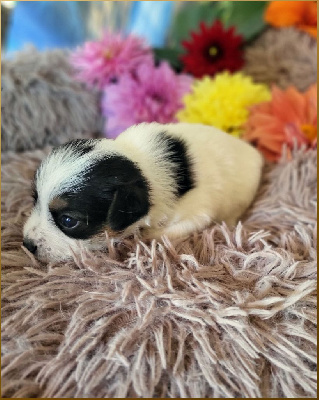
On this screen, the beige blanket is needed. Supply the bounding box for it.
[1,147,316,398]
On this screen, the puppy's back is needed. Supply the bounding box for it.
[164,122,263,188]
[115,121,263,193]
[114,122,263,226]
[166,123,263,223]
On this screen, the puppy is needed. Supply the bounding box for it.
[23,122,263,262]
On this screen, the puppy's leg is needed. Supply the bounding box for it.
[144,188,242,240]
[144,213,212,240]
[162,215,212,239]
[150,213,239,240]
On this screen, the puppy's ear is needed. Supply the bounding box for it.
[107,181,150,231]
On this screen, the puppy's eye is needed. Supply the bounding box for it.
[60,215,80,229]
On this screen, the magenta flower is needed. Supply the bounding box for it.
[70,31,153,89]
[102,62,193,138]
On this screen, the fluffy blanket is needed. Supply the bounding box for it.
[1,147,317,398]
[1,48,104,152]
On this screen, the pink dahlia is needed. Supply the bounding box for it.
[102,62,193,138]
[70,32,153,89]
[243,84,317,161]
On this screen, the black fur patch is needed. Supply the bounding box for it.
[50,155,150,239]
[31,170,38,205]
[158,132,194,196]
[31,180,38,205]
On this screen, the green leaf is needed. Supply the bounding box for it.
[168,1,268,49]
[168,2,223,51]
[164,1,268,70]
[221,1,268,41]
[152,47,184,71]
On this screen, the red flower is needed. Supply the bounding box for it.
[181,20,244,78]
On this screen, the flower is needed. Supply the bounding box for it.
[102,62,193,138]
[243,27,317,92]
[181,20,244,78]
[243,85,317,162]
[265,1,317,38]
[70,31,153,89]
[177,72,271,137]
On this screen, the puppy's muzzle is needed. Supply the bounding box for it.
[23,239,37,254]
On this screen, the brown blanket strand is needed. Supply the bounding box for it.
[1,148,317,398]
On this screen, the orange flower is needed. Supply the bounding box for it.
[265,1,317,38]
[243,85,317,162]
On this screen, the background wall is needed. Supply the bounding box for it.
[1,1,184,55]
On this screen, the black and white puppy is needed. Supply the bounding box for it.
[23,122,263,262]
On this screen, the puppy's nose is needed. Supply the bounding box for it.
[23,239,37,254]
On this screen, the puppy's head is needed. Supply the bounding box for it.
[23,139,150,262]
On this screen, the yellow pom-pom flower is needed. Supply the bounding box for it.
[177,72,271,136]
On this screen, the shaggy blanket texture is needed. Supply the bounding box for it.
[1,48,104,153]
[1,147,317,398]
[243,27,317,92]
